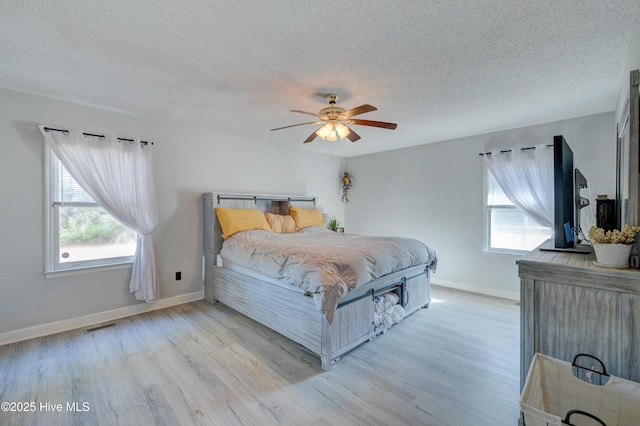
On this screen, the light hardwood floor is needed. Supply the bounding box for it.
[0,286,521,425]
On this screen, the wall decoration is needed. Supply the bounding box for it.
[341,171,353,203]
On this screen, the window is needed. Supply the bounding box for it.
[46,148,136,272]
[486,170,551,253]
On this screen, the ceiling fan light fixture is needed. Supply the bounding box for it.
[334,122,350,139]
[316,123,338,141]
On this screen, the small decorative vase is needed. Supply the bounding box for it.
[593,243,633,268]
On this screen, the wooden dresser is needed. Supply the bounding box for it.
[517,242,640,390]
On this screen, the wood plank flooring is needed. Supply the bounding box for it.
[0,286,521,425]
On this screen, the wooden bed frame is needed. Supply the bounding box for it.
[203,192,432,370]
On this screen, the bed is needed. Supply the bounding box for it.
[203,192,438,370]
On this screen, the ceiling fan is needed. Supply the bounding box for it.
[270,94,397,143]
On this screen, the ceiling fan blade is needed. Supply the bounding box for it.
[346,127,361,142]
[303,130,320,144]
[270,121,321,131]
[291,109,321,118]
[343,104,377,118]
[350,119,397,130]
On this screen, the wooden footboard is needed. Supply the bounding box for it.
[205,260,431,370]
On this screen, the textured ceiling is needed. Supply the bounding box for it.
[1,1,639,157]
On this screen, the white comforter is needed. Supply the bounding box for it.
[220,227,437,324]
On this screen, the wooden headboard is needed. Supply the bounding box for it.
[203,192,318,255]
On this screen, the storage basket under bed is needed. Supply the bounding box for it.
[520,353,640,426]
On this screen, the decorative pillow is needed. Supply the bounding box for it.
[214,208,272,239]
[289,205,324,231]
[265,213,296,234]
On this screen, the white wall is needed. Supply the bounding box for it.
[345,112,615,299]
[0,88,345,336]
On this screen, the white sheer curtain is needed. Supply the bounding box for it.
[40,126,159,302]
[483,144,554,228]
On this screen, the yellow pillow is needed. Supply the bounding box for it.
[265,213,296,233]
[214,208,272,239]
[289,205,324,230]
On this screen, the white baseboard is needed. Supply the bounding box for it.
[431,278,519,301]
[0,290,204,346]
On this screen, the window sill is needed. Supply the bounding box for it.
[45,262,133,279]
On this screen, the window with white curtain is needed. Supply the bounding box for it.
[46,147,136,271]
[486,169,551,253]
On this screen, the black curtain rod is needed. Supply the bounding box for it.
[43,126,154,146]
[478,144,553,157]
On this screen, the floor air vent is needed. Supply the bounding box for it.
[84,321,118,333]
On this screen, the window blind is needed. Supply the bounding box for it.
[53,156,95,204]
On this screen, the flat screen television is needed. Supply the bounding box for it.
[547,135,591,253]
[553,135,574,248]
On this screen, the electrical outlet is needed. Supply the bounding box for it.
[175,271,182,280]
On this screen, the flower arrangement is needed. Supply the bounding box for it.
[588,224,640,245]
